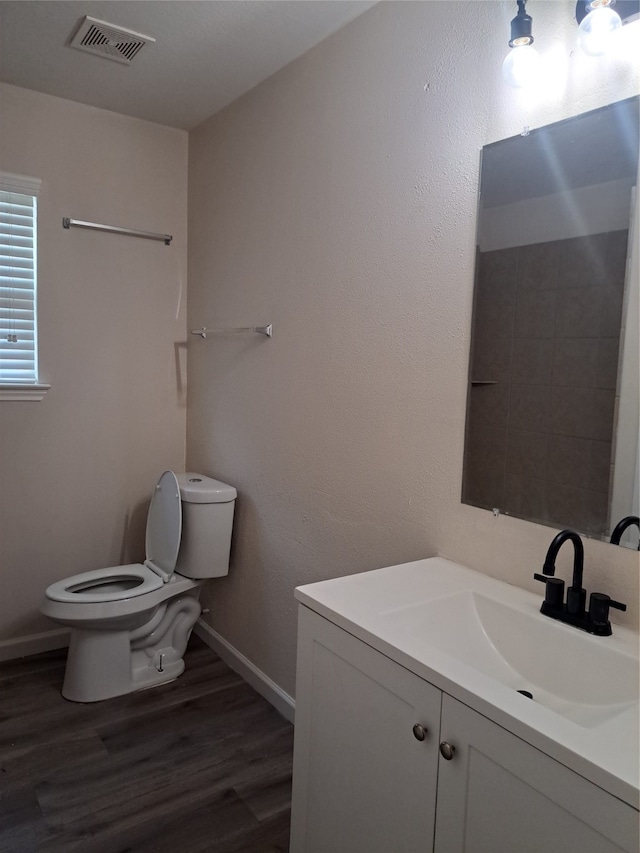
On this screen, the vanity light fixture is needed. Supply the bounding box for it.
[576,0,622,55]
[502,0,542,87]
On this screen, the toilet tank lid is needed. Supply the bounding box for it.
[176,472,237,503]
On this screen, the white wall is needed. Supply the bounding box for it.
[0,84,188,654]
[188,1,640,699]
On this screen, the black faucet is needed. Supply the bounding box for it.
[610,516,640,550]
[534,529,626,636]
[541,529,586,614]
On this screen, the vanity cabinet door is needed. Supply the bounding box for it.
[434,694,639,853]
[290,606,442,853]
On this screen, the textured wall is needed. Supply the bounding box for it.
[187,1,640,698]
[0,85,188,648]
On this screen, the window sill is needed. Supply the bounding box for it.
[0,384,51,401]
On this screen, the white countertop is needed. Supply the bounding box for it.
[295,557,640,809]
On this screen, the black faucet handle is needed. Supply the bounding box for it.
[534,573,564,609]
[588,592,627,627]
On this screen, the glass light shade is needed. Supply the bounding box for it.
[502,44,541,87]
[578,6,622,56]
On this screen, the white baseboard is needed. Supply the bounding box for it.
[0,628,70,662]
[194,619,295,724]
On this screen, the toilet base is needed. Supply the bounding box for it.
[61,593,201,702]
[62,628,192,702]
[133,658,185,691]
[63,628,133,702]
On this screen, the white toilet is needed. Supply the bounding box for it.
[40,471,236,702]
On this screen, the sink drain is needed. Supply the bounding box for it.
[517,689,534,700]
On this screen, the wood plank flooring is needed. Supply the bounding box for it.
[0,636,293,852]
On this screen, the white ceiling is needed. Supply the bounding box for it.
[0,1,376,130]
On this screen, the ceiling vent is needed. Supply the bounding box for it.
[68,16,155,65]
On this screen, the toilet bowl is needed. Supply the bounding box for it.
[40,471,236,702]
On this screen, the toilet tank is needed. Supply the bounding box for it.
[175,473,237,578]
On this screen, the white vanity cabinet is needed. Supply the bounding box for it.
[434,694,636,853]
[290,606,441,853]
[290,605,639,853]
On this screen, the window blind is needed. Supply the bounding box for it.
[0,172,41,384]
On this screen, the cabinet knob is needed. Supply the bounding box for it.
[439,741,456,760]
[412,723,428,741]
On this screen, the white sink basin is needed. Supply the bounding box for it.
[380,590,639,728]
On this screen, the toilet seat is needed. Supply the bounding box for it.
[45,471,183,605]
[45,564,164,603]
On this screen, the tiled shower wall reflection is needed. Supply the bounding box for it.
[463,229,628,537]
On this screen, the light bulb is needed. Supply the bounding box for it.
[578,6,622,56]
[502,44,541,87]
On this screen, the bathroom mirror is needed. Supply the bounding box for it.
[463,96,639,549]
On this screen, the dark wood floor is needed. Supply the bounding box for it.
[0,635,293,852]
